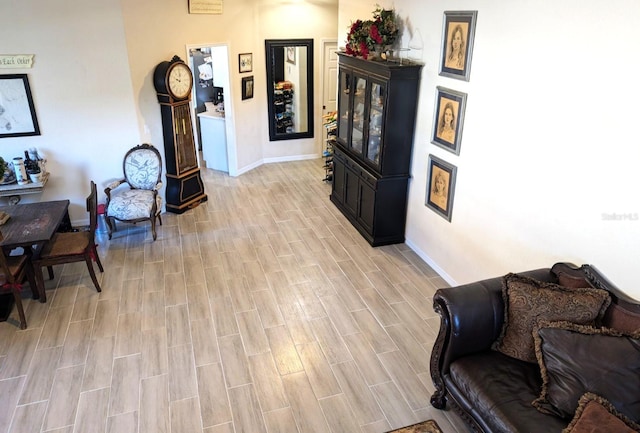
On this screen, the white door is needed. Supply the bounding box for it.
[322,40,338,116]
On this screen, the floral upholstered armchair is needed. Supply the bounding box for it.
[104,143,163,241]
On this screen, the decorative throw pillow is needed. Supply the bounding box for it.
[533,321,640,421]
[492,273,610,363]
[562,392,640,433]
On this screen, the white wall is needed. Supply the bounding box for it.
[0,0,140,222]
[382,0,640,297]
[258,1,339,162]
[2,0,337,220]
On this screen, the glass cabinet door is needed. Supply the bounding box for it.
[350,75,367,155]
[366,81,385,166]
[337,70,351,145]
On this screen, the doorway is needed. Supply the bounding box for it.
[186,43,235,174]
[320,39,338,150]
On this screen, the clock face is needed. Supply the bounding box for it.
[168,63,193,100]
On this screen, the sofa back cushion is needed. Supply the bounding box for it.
[492,273,611,363]
[533,321,640,421]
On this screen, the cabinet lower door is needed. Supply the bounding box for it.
[331,157,345,205]
[344,165,359,215]
[357,181,375,233]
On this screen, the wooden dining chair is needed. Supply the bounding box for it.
[33,181,104,302]
[0,231,36,329]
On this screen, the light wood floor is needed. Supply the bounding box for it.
[0,160,469,433]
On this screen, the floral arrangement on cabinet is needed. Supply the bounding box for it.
[345,6,399,59]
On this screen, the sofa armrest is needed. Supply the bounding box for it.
[429,267,556,409]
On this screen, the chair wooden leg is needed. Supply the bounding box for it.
[157,213,162,226]
[93,246,104,272]
[47,265,54,280]
[106,216,114,240]
[85,254,102,292]
[151,217,157,241]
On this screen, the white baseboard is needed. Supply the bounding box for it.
[234,154,320,176]
[405,238,457,287]
[262,153,319,164]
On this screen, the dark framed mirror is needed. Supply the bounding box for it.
[265,39,314,141]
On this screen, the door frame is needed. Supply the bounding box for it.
[319,38,338,153]
[185,42,238,175]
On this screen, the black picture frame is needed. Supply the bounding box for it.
[239,53,252,73]
[439,11,478,81]
[241,75,254,100]
[425,154,457,222]
[0,74,40,138]
[431,86,467,155]
[286,46,296,65]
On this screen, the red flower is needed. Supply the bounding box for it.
[359,41,369,58]
[369,24,383,44]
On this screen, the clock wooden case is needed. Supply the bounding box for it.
[153,55,207,213]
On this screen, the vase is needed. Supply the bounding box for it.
[13,157,28,185]
[370,45,392,61]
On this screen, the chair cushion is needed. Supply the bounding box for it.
[40,232,90,258]
[492,273,611,363]
[107,189,155,221]
[124,148,161,190]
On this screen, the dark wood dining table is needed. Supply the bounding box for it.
[0,200,71,303]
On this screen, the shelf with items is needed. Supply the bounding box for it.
[274,81,295,133]
[322,111,337,182]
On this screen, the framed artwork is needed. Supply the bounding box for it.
[188,0,223,14]
[239,53,253,73]
[286,46,296,65]
[0,74,40,138]
[425,154,457,222]
[439,11,478,81]
[241,75,254,100]
[431,86,467,155]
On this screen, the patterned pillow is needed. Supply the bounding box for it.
[492,273,610,363]
[533,321,640,421]
[562,393,640,433]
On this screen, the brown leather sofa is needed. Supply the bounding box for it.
[429,262,640,433]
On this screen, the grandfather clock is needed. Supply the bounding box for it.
[153,55,207,213]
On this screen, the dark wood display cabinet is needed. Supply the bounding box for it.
[330,53,422,246]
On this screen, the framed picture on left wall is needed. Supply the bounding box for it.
[0,74,40,138]
[242,76,254,100]
[239,53,253,73]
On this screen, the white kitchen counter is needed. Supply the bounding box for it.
[198,110,228,172]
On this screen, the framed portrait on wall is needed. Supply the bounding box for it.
[425,154,457,222]
[431,86,467,155]
[439,11,478,81]
[0,74,40,138]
